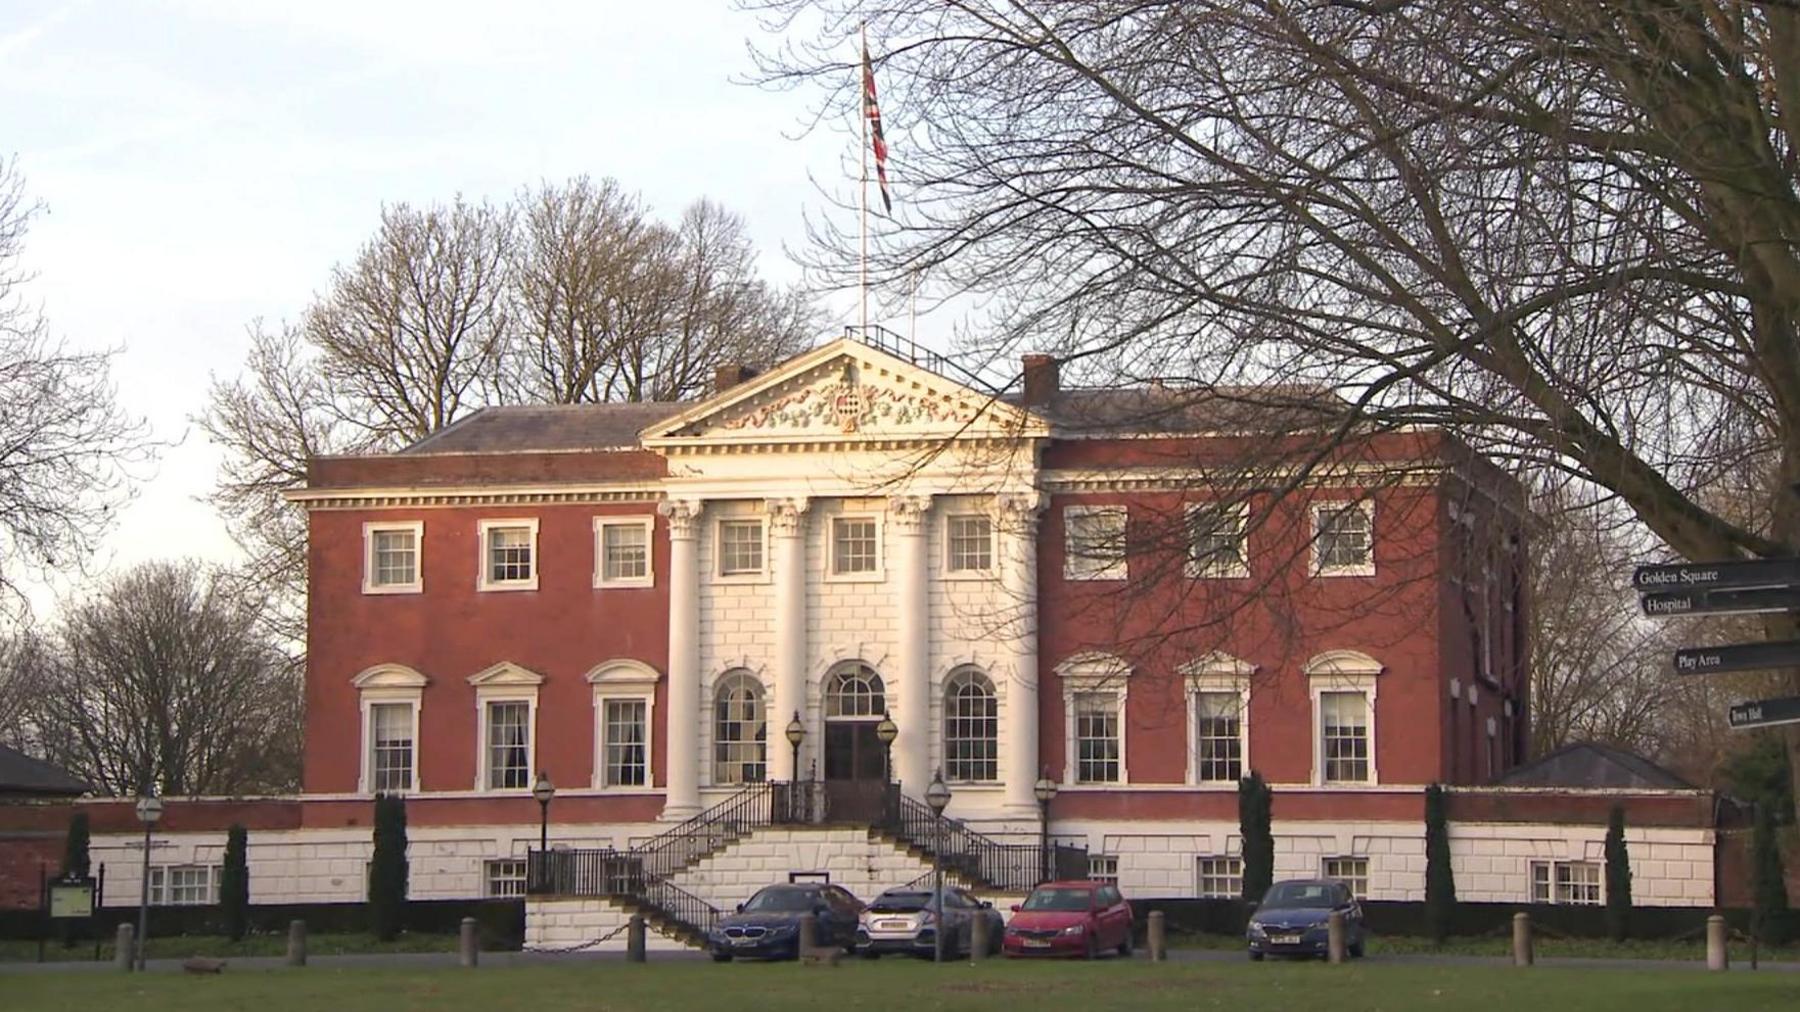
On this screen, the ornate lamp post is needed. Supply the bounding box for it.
[134,793,164,972]
[874,711,899,784]
[1035,774,1058,883]
[925,771,952,964]
[531,772,555,852]
[785,711,806,781]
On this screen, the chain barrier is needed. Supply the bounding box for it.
[522,918,636,954]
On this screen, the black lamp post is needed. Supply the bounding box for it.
[531,772,555,853]
[134,793,163,972]
[785,711,806,782]
[874,711,899,785]
[1034,774,1058,883]
[925,770,952,964]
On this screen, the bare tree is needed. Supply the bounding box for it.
[204,182,818,629]
[747,0,1800,817]
[0,621,35,750]
[23,559,300,796]
[0,156,155,604]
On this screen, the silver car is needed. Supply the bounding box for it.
[856,885,1005,958]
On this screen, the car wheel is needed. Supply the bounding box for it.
[1117,931,1133,958]
[989,924,1003,956]
[1349,940,1365,959]
[711,951,733,963]
[1248,950,1264,962]
[1084,934,1098,960]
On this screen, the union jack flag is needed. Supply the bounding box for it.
[863,43,892,213]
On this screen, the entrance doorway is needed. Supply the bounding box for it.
[822,664,890,823]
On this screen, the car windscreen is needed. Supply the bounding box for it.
[1022,887,1093,912]
[869,892,934,913]
[743,887,817,912]
[1260,883,1337,908]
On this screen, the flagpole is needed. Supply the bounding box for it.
[859,22,869,338]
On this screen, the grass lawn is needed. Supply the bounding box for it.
[5,959,1800,1012]
[0,931,458,963]
[1168,930,1800,963]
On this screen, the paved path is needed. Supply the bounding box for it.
[5,946,1797,974]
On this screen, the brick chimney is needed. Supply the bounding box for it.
[1021,354,1060,406]
[713,363,759,394]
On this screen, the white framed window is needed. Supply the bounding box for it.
[1312,502,1374,576]
[593,516,654,588]
[1064,506,1128,581]
[1305,651,1382,786]
[484,858,528,898]
[1196,856,1243,898]
[829,514,882,578]
[469,661,544,792]
[586,659,659,791]
[1088,854,1119,883]
[478,519,539,591]
[352,664,428,795]
[363,521,423,594]
[945,514,994,574]
[149,865,220,906]
[1186,503,1248,578]
[369,702,416,793]
[717,519,765,577]
[1530,860,1601,905]
[1074,693,1122,784]
[1058,653,1132,786]
[943,667,998,783]
[1193,692,1244,783]
[1321,692,1371,784]
[1183,653,1254,787]
[1322,856,1369,899]
[713,671,766,786]
[824,664,887,717]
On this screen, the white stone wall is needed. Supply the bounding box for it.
[697,499,778,788]
[1449,821,1714,906]
[525,897,694,951]
[87,823,641,906]
[1057,819,1715,907]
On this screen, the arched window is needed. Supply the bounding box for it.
[713,671,766,785]
[824,664,886,718]
[943,668,998,782]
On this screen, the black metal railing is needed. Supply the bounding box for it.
[635,876,720,939]
[876,791,1088,893]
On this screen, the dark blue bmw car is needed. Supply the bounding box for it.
[1246,879,1366,960]
[709,882,864,961]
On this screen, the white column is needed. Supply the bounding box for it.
[890,494,932,795]
[767,497,810,782]
[658,498,703,819]
[999,493,1045,816]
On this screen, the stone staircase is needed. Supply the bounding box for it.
[524,780,1076,951]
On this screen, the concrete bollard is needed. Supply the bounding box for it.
[286,920,307,967]
[627,914,647,963]
[1707,914,1728,971]
[1327,911,1346,964]
[970,914,989,961]
[798,913,818,953]
[1512,912,1533,967]
[458,916,479,968]
[114,923,134,972]
[1147,910,1166,962]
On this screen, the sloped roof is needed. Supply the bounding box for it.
[1014,384,1350,436]
[1494,742,1696,790]
[0,744,89,797]
[400,402,689,455]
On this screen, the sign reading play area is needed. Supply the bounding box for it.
[1727,696,1800,731]
[1673,640,1800,674]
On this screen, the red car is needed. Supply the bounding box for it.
[1001,880,1134,959]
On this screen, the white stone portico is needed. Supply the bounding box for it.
[642,339,1051,823]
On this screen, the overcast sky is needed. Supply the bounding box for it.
[4,0,896,609]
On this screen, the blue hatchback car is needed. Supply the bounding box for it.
[1245,879,1366,960]
[709,882,864,961]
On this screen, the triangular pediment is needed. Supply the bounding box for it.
[641,338,1047,447]
[467,661,545,687]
